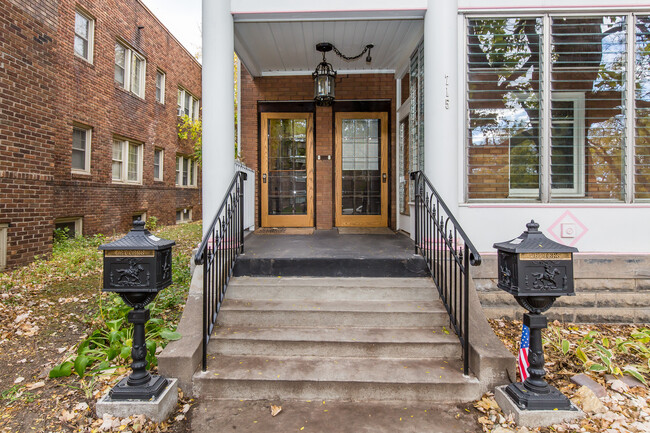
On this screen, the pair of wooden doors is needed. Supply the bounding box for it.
[260,112,388,228]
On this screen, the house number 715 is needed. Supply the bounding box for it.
[445,74,450,110]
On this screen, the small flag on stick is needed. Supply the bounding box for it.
[518,324,530,381]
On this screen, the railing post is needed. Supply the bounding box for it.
[412,172,420,254]
[239,172,246,254]
[202,258,208,371]
[463,244,470,376]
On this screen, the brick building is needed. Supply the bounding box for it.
[0,0,202,271]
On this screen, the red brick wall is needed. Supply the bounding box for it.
[239,68,396,230]
[0,0,202,270]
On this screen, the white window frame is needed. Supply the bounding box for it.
[74,9,94,63]
[464,13,628,202]
[156,70,166,104]
[115,41,146,99]
[177,88,199,120]
[154,147,164,181]
[112,138,143,184]
[175,155,197,187]
[176,208,192,224]
[0,223,7,271]
[54,217,83,238]
[71,125,92,174]
[550,92,585,198]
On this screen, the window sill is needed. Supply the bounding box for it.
[175,185,198,189]
[71,170,92,176]
[112,180,143,186]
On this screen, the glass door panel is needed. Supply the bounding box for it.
[335,112,388,227]
[261,113,313,227]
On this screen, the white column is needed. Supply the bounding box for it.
[202,0,235,234]
[424,0,459,212]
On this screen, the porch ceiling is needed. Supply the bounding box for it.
[233,13,424,77]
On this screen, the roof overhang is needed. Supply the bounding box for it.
[233,10,424,77]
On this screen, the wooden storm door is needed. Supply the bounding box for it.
[335,112,389,227]
[261,113,314,227]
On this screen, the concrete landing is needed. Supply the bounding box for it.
[190,399,479,433]
[234,230,429,277]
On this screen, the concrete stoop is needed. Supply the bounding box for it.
[194,277,482,402]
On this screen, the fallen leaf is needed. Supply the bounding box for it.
[271,405,282,417]
[25,381,45,390]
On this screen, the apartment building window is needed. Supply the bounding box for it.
[156,70,166,103]
[112,138,143,184]
[466,15,643,202]
[154,148,164,181]
[175,155,197,187]
[71,126,91,174]
[0,223,7,271]
[177,88,199,120]
[54,217,82,238]
[176,208,192,223]
[115,41,146,98]
[74,9,94,62]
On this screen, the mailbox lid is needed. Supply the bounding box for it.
[99,221,175,251]
[493,220,577,255]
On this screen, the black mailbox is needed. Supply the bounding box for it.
[99,220,175,294]
[98,220,175,401]
[493,220,577,303]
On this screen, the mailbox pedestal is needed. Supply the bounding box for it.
[494,221,578,411]
[99,221,175,401]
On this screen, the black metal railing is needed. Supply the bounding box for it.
[410,171,481,376]
[195,171,247,371]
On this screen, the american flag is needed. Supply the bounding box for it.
[518,324,530,381]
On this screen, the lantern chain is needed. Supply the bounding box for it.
[331,44,374,62]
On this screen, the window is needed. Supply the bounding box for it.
[0,223,7,271]
[156,70,166,103]
[54,217,82,239]
[175,155,197,187]
[409,40,424,201]
[466,15,631,201]
[636,15,650,199]
[115,41,146,98]
[112,138,142,184]
[154,148,164,181]
[177,88,199,120]
[176,208,192,224]
[71,126,91,174]
[133,212,147,223]
[74,10,94,62]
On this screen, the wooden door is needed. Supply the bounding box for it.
[261,113,314,227]
[335,112,389,227]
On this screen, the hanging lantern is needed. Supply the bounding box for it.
[313,43,336,106]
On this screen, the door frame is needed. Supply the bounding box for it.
[334,111,389,227]
[260,112,314,227]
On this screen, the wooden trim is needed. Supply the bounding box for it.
[261,112,314,228]
[335,112,389,227]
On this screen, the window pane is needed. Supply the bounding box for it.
[154,149,161,179]
[189,159,194,185]
[636,16,650,199]
[72,128,86,170]
[182,157,189,185]
[131,55,142,96]
[74,13,89,59]
[127,143,139,181]
[467,17,543,199]
[193,98,199,119]
[176,156,181,185]
[112,141,123,180]
[156,72,164,102]
[551,16,626,200]
[115,44,125,85]
[184,93,191,116]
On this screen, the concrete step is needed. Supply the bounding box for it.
[194,355,480,402]
[233,256,429,278]
[217,299,450,328]
[226,277,439,302]
[209,326,460,358]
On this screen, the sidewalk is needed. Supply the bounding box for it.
[190,399,480,433]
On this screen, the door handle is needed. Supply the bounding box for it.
[382,173,387,183]
[263,173,267,183]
